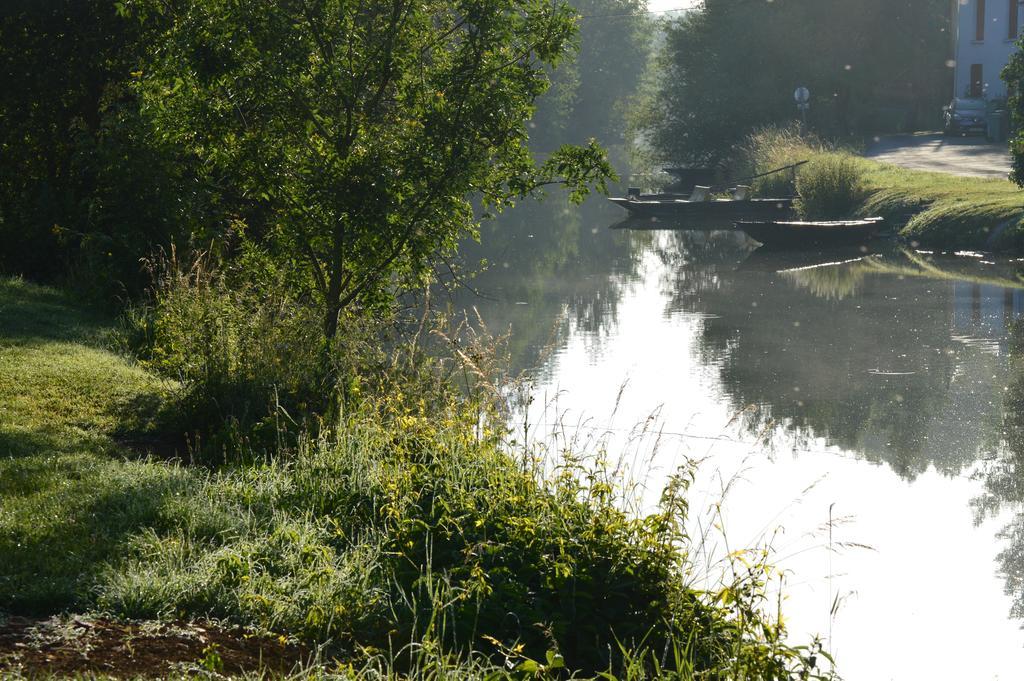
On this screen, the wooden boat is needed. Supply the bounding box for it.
[735,218,884,248]
[608,185,795,223]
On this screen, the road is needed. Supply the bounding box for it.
[864,132,1012,179]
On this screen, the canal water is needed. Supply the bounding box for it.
[455,197,1024,680]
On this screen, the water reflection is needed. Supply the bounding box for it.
[455,200,1024,676]
[457,198,642,377]
[689,247,1000,481]
[973,321,1024,622]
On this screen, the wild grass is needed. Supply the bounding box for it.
[862,164,1024,250]
[0,276,831,679]
[738,126,816,198]
[0,277,182,612]
[119,251,340,455]
[794,155,869,220]
[741,126,1024,251]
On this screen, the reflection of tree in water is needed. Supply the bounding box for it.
[452,197,644,377]
[661,243,1010,480]
[973,321,1024,622]
[653,229,753,310]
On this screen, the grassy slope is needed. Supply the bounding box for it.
[748,129,1024,251]
[0,277,184,613]
[859,161,1024,251]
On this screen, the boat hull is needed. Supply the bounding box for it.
[735,219,883,248]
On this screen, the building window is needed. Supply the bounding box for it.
[970,63,984,96]
[1011,0,1020,39]
[978,0,987,40]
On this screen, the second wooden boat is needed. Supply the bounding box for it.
[736,218,884,248]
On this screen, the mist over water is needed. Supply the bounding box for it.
[455,197,1024,680]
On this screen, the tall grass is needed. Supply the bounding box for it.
[91,404,826,678]
[120,250,393,458]
[738,126,819,198]
[795,155,869,220]
[738,127,867,219]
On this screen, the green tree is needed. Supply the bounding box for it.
[530,0,652,150]
[648,0,950,165]
[0,1,216,297]
[1005,46,1024,186]
[129,0,613,341]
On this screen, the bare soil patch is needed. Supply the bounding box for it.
[0,615,307,678]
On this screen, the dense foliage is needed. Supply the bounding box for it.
[0,1,179,296]
[0,0,614,319]
[530,0,652,151]
[648,0,951,165]
[126,0,613,341]
[1004,42,1024,186]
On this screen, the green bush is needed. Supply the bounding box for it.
[795,154,869,220]
[124,250,501,461]
[738,126,819,198]
[124,251,362,456]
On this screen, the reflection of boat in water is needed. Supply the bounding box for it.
[736,218,884,248]
[609,214,750,232]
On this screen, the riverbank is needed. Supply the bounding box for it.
[747,129,1024,252]
[863,162,1024,251]
[0,277,823,679]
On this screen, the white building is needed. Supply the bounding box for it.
[953,0,1023,100]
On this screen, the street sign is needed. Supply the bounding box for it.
[794,86,810,127]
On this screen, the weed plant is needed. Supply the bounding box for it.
[737,126,820,198]
[120,250,390,458]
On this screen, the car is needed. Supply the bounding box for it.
[943,98,988,136]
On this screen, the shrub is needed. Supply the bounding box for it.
[795,154,869,220]
[125,250,380,457]
[738,125,819,198]
[124,250,509,461]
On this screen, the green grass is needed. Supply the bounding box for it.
[0,278,187,613]
[0,277,827,679]
[861,163,1024,250]
[743,127,1024,251]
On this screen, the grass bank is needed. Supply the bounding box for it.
[0,277,828,679]
[744,128,1024,252]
